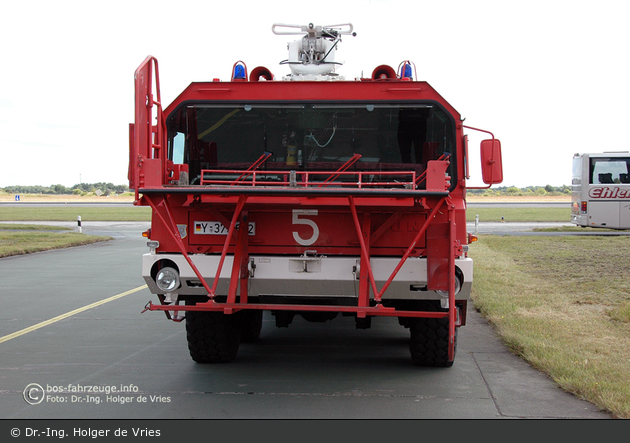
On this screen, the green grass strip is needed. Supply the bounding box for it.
[0,206,151,222]
[0,231,112,258]
[0,224,73,231]
[466,207,570,223]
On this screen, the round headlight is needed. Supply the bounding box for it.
[155,267,180,292]
[436,275,461,297]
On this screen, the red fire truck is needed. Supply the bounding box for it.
[130,23,503,367]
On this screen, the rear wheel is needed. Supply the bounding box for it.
[186,311,241,363]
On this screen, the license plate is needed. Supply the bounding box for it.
[194,221,256,235]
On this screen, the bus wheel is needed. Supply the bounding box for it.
[186,311,240,363]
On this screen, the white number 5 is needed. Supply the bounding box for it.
[292,209,319,246]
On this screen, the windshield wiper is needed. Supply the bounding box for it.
[231,152,273,185]
[318,153,362,187]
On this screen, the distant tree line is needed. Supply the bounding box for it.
[468,185,571,196]
[1,183,131,196]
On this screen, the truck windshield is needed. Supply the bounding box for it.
[167,103,455,185]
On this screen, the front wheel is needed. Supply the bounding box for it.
[409,318,457,367]
[186,311,241,363]
[408,302,457,367]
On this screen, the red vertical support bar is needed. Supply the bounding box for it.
[239,213,250,305]
[227,211,249,305]
[210,195,248,297]
[357,213,371,310]
[348,197,380,303]
[447,199,457,362]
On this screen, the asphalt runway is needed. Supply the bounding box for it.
[0,221,611,420]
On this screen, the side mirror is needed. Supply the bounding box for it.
[480,139,503,184]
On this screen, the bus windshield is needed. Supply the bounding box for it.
[166,103,456,186]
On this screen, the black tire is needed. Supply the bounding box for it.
[186,311,241,363]
[238,310,263,343]
[409,303,457,367]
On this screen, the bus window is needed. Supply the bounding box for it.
[589,158,630,184]
[572,156,582,182]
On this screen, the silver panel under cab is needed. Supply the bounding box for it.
[142,253,472,301]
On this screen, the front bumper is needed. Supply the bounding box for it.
[143,253,472,301]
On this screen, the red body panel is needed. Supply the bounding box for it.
[165,80,460,117]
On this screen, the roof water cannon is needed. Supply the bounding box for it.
[273,22,355,79]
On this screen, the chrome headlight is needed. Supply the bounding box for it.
[155,267,180,292]
[436,275,461,297]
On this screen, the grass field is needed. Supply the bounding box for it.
[470,236,630,419]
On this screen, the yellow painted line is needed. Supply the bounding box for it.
[0,284,148,344]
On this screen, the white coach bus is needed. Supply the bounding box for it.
[572,152,630,229]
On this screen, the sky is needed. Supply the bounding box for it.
[1,0,629,189]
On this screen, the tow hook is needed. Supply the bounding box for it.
[141,301,152,313]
